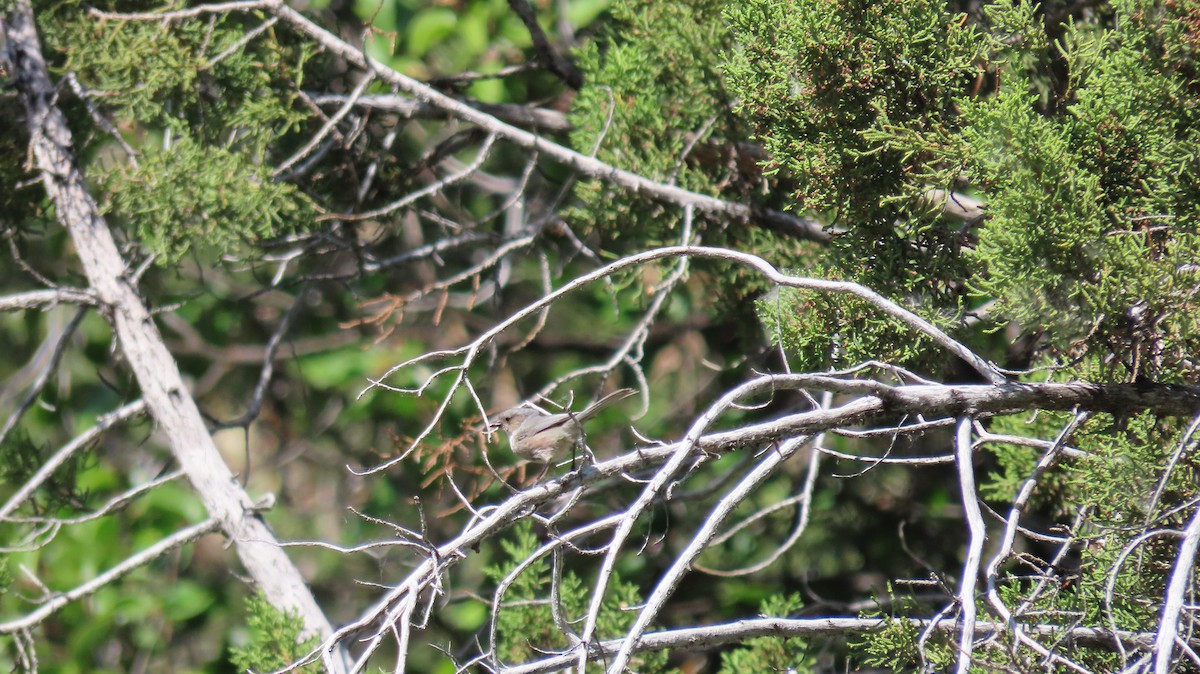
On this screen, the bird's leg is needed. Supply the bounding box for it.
[567,440,597,476]
[579,441,597,466]
[562,442,595,481]
[566,413,586,470]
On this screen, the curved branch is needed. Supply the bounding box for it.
[0,288,97,311]
[504,616,1163,674]
[0,399,149,520]
[362,245,1008,474]
[1154,500,1200,674]
[3,4,347,668]
[263,3,831,243]
[606,436,810,673]
[953,417,983,674]
[0,518,221,634]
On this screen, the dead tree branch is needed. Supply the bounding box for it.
[2,3,348,668]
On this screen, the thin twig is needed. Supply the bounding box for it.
[268,1,831,243]
[953,417,984,674]
[0,518,221,634]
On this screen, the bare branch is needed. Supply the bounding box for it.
[274,73,375,177]
[361,244,1014,474]
[953,417,984,674]
[3,3,347,666]
[506,0,583,89]
[310,93,571,133]
[606,435,811,673]
[0,306,88,447]
[0,288,96,311]
[219,285,309,428]
[89,0,271,20]
[0,399,149,520]
[4,469,184,528]
[1154,489,1200,673]
[982,413,1086,667]
[0,518,222,634]
[503,616,1163,674]
[329,133,498,221]
[64,72,140,165]
[266,1,831,243]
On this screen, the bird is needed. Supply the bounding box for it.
[489,388,637,465]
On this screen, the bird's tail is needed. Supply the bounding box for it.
[576,388,637,421]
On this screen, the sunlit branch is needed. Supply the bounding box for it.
[0,518,221,634]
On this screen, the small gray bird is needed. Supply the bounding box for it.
[489,388,636,464]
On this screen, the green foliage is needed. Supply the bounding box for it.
[569,0,731,235]
[725,0,980,301]
[483,521,669,671]
[229,592,321,673]
[716,593,810,673]
[571,2,779,237]
[757,281,959,373]
[102,136,316,264]
[32,2,319,265]
[41,4,312,151]
[352,0,606,101]
[854,586,955,672]
[0,429,91,514]
[979,407,1078,512]
[45,8,203,132]
[862,399,1197,670]
[720,0,1200,381]
[1069,412,1195,526]
[725,0,978,216]
[978,0,1054,99]
[975,409,1194,668]
[856,582,1121,672]
[962,0,1200,381]
[0,559,11,598]
[568,0,821,315]
[484,522,560,664]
